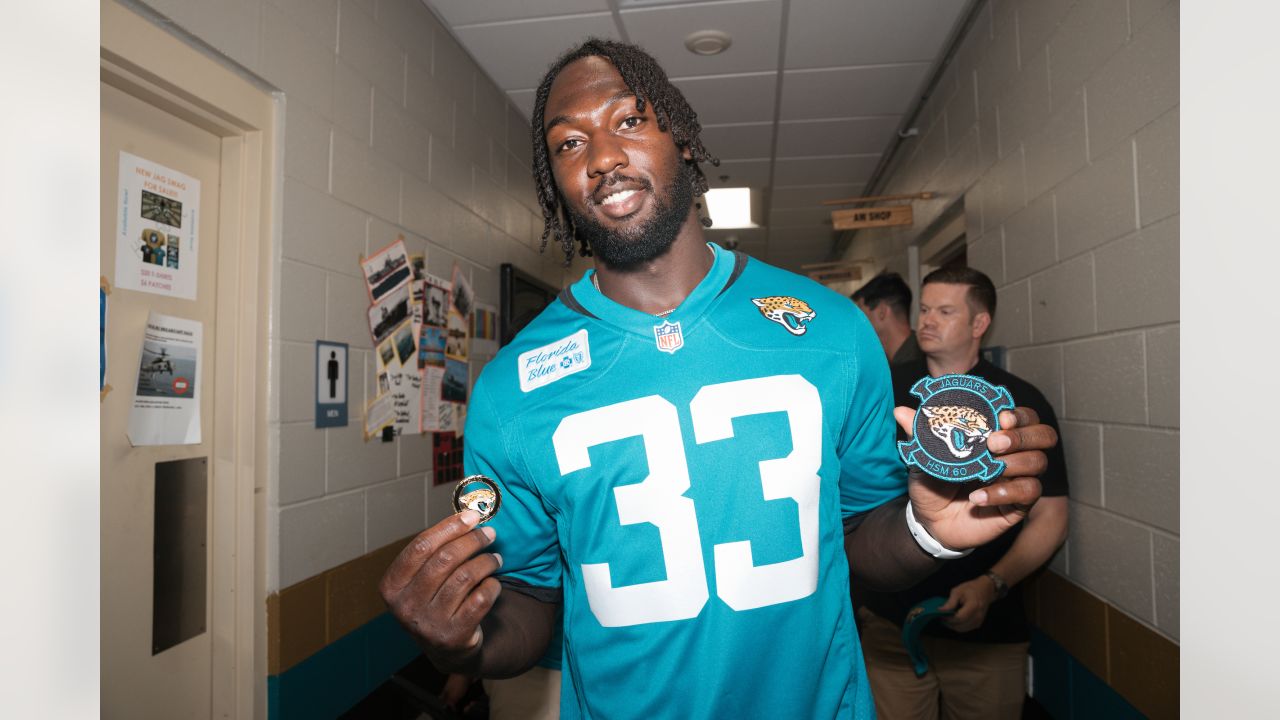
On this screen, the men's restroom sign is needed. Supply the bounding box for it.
[316,341,349,428]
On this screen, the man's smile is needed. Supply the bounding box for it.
[589,175,651,220]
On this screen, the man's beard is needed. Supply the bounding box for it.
[568,160,696,270]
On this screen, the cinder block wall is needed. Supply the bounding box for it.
[137,0,585,597]
[843,0,1179,647]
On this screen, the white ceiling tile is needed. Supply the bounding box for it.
[770,183,865,208]
[776,116,901,157]
[670,72,778,125]
[768,206,835,228]
[425,0,610,28]
[781,64,931,119]
[784,0,969,69]
[704,158,771,188]
[773,155,880,186]
[621,0,783,78]
[699,123,774,160]
[453,14,622,90]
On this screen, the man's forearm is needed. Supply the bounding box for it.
[989,496,1069,587]
[435,588,558,679]
[845,495,944,591]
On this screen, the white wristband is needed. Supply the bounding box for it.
[905,502,972,559]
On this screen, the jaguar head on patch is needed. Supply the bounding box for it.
[921,405,992,459]
[751,296,815,335]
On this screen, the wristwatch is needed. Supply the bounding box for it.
[984,570,1009,600]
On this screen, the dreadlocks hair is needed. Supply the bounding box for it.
[530,38,720,266]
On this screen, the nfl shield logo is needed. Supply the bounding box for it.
[653,320,684,354]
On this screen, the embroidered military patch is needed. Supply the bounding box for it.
[897,374,1015,483]
[751,295,815,335]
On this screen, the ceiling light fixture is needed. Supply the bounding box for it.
[684,30,732,56]
[704,187,760,229]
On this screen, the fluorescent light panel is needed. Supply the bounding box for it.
[704,187,758,229]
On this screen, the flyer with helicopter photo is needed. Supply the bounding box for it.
[128,311,202,446]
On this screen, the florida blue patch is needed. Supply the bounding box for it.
[897,374,1014,483]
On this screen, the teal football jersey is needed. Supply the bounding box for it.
[465,243,906,719]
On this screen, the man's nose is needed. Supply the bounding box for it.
[588,136,627,177]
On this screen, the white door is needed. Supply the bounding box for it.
[101,78,223,720]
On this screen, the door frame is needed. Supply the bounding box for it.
[102,1,277,716]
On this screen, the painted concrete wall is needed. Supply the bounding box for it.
[135,0,590,593]
[842,0,1179,642]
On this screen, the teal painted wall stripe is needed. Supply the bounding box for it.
[1029,629,1145,719]
[268,612,421,720]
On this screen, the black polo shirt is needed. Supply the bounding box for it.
[860,357,1069,644]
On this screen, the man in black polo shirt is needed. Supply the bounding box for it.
[857,267,1069,719]
[851,271,922,368]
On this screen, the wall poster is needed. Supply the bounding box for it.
[127,311,202,446]
[115,151,201,299]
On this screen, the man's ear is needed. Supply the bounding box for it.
[971,311,992,338]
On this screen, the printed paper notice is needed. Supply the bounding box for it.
[128,311,202,445]
[115,152,201,300]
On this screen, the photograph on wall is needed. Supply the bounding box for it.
[410,253,428,340]
[445,308,470,361]
[368,283,411,346]
[442,358,469,404]
[419,326,446,368]
[361,238,411,303]
[450,263,476,318]
[471,302,499,357]
[393,323,417,366]
[423,274,450,327]
[127,311,202,446]
[115,151,201,299]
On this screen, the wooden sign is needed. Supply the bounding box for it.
[801,260,864,285]
[831,205,913,231]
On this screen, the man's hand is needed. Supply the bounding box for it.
[379,510,503,672]
[896,406,1055,551]
[939,576,997,632]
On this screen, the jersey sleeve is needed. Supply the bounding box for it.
[835,312,908,516]
[464,378,563,590]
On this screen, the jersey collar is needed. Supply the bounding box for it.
[569,242,736,336]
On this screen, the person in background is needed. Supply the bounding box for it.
[857,266,1069,720]
[851,272,921,367]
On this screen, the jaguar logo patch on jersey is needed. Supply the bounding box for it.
[751,296,815,336]
[898,374,1015,483]
[653,320,684,354]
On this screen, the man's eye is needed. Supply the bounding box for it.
[556,138,582,153]
[621,116,644,129]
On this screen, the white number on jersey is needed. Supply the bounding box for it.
[551,375,822,627]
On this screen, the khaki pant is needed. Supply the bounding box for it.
[483,666,561,720]
[857,607,1028,720]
